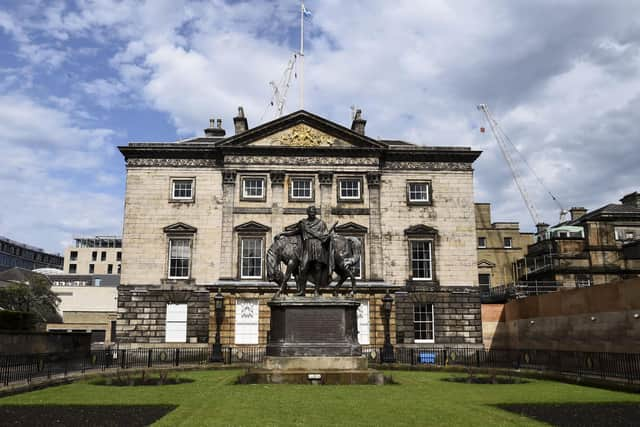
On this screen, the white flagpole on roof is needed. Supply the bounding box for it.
[300,1,305,110]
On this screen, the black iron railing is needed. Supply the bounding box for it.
[2,346,640,387]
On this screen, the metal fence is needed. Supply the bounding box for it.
[2,346,640,387]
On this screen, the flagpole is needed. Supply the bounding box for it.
[300,0,304,110]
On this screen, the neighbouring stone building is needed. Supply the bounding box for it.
[116,109,482,348]
[475,203,534,290]
[515,192,640,287]
[63,236,122,275]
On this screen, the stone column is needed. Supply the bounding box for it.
[219,170,236,279]
[270,172,285,233]
[367,172,383,281]
[318,172,333,225]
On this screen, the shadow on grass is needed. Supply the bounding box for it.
[495,403,640,427]
[0,405,177,427]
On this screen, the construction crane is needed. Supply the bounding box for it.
[261,53,298,121]
[477,104,568,226]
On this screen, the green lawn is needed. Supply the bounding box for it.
[1,369,639,426]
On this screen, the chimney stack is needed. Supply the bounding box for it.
[569,207,587,221]
[620,191,640,208]
[233,106,249,134]
[351,109,366,135]
[204,117,226,137]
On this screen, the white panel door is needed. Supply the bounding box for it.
[357,300,370,345]
[165,304,187,343]
[235,299,259,344]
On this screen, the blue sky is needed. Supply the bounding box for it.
[1,0,640,253]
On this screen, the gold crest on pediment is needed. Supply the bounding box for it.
[278,124,335,147]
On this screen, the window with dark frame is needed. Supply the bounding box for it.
[478,273,491,286]
[172,179,194,200]
[410,240,432,280]
[338,178,361,201]
[89,264,94,274]
[478,237,486,248]
[116,251,122,261]
[101,251,107,261]
[408,182,430,203]
[241,238,263,279]
[69,264,77,274]
[503,237,513,248]
[70,251,78,261]
[168,238,191,279]
[414,303,434,342]
[242,177,265,199]
[290,177,313,200]
[117,264,121,274]
[107,264,113,274]
[92,251,97,261]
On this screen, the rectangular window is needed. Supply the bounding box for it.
[414,303,435,343]
[116,251,122,261]
[101,251,107,261]
[69,264,77,274]
[70,251,78,261]
[478,237,486,248]
[338,178,362,201]
[92,251,97,261]
[357,300,370,345]
[290,177,313,201]
[172,179,194,200]
[478,273,491,286]
[117,264,121,274]
[89,264,95,274]
[165,304,188,343]
[107,264,113,274]
[235,299,259,344]
[503,237,513,248]
[410,240,432,280]
[168,239,191,279]
[407,182,430,203]
[241,238,263,279]
[242,177,265,200]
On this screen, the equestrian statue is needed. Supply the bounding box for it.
[266,206,362,298]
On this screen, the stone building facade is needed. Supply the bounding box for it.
[475,203,534,289]
[63,236,122,275]
[116,109,482,347]
[515,192,640,287]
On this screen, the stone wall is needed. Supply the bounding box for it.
[481,277,640,352]
[117,286,209,344]
[395,288,482,346]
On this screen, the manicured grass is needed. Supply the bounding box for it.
[1,369,640,426]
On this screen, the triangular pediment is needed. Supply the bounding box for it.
[404,224,438,236]
[335,222,368,234]
[234,221,271,233]
[478,259,497,268]
[218,110,388,149]
[163,222,197,233]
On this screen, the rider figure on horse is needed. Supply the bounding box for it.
[276,206,335,296]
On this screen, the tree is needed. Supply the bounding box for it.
[0,275,61,323]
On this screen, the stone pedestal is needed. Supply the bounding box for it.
[266,297,361,357]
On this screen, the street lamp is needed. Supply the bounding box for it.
[211,288,225,362]
[381,290,395,363]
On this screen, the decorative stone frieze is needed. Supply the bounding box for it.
[225,155,378,167]
[384,161,472,171]
[127,158,217,168]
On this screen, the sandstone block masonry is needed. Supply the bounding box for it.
[117,287,209,344]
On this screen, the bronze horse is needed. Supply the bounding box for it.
[266,234,362,297]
